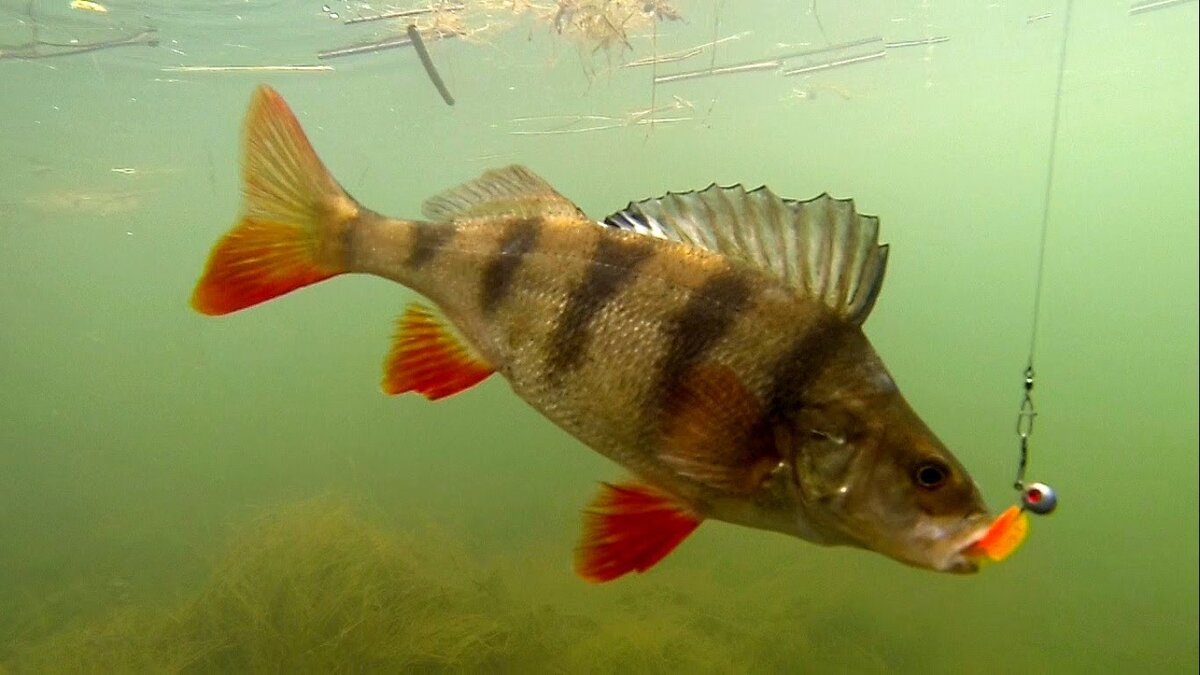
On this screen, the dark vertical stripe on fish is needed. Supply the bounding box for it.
[656,269,754,406]
[762,322,847,418]
[545,234,657,376]
[480,217,542,315]
[406,221,456,270]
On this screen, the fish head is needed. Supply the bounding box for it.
[780,347,992,573]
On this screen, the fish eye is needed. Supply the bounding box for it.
[914,461,949,489]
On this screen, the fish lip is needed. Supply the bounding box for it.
[941,541,983,573]
[946,518,995,572]
[941,554,980,574]
[927,515,993,573]
[885,515,989,573]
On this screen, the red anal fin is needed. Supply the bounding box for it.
[660,363,778,494]
[575,481,702,583]
[381,303,494,400]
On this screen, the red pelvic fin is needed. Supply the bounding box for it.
[575,481,702,583]
[191,85,356,316]
[381,303,495,400]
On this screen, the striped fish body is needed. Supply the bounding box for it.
[193,87,1005,582]
[357,211,841,508]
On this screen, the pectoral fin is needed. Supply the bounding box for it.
[659,364,780,494]
[575,481,702,583]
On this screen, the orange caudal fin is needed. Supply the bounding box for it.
[382,303,495,400]
[575,481,702,583]
[967,506,1030,563]
[191,85,361,316]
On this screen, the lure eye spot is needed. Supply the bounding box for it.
[914,462,948,489]
[1021,482,1058,515]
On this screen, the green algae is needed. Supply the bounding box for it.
[3,499,891,673]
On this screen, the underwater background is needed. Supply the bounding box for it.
[0,0,1196,672]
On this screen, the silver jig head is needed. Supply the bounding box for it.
[1021,482,1057,515]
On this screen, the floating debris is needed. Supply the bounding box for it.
[653,36,884,85]
[550,0,683,52]
[18,188,148,217]
[0,29,157,61]
[883,36,949,49]
[653,58,782,85]
[1027,12,1054,23]
[508,97,694,135]
[318,36,416,61]
[408,24,455,106]
[69,0,107,12]
[623,32,749,68]
[1129,0,1195,13]
[344,3,466,25]
[781,83,853,103]
[162,65,333,73]
[782,50,885,76]
[777,36,882,60]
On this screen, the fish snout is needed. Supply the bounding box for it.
[921,512,993,573]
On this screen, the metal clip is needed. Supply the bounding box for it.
[1017,395,1037,440]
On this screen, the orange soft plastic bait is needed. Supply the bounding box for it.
[967,506,1030,563]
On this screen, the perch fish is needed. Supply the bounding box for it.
[192,86,1026,582]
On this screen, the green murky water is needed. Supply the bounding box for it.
[1,1,1196,672]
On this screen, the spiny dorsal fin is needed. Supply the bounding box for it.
[603,185,889,325]
[422,165,585,222]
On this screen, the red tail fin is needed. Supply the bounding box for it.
[191,85,359,315]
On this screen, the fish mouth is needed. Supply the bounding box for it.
[927,515,994,574]
[941,546,982,574]
[871,514,991,573]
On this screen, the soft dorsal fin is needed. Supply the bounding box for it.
[603,185,889,325]
[422,165,585,222]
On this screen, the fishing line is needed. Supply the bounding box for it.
[1012,0,1074,516]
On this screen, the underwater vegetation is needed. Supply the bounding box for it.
[2,499,900,673]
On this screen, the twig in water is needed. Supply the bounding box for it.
[162,65,332,73]
[508,97,694,135]
[883,36,949,49]
[654,58,782,85]
[318,36,414,60]
[0,29,157,61]
[782,49,885,76]
[344,3,465,25]
[1129,0,1195,14]
[777,36,881,61]
[407,24,455,106]
[623,32,748,68]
